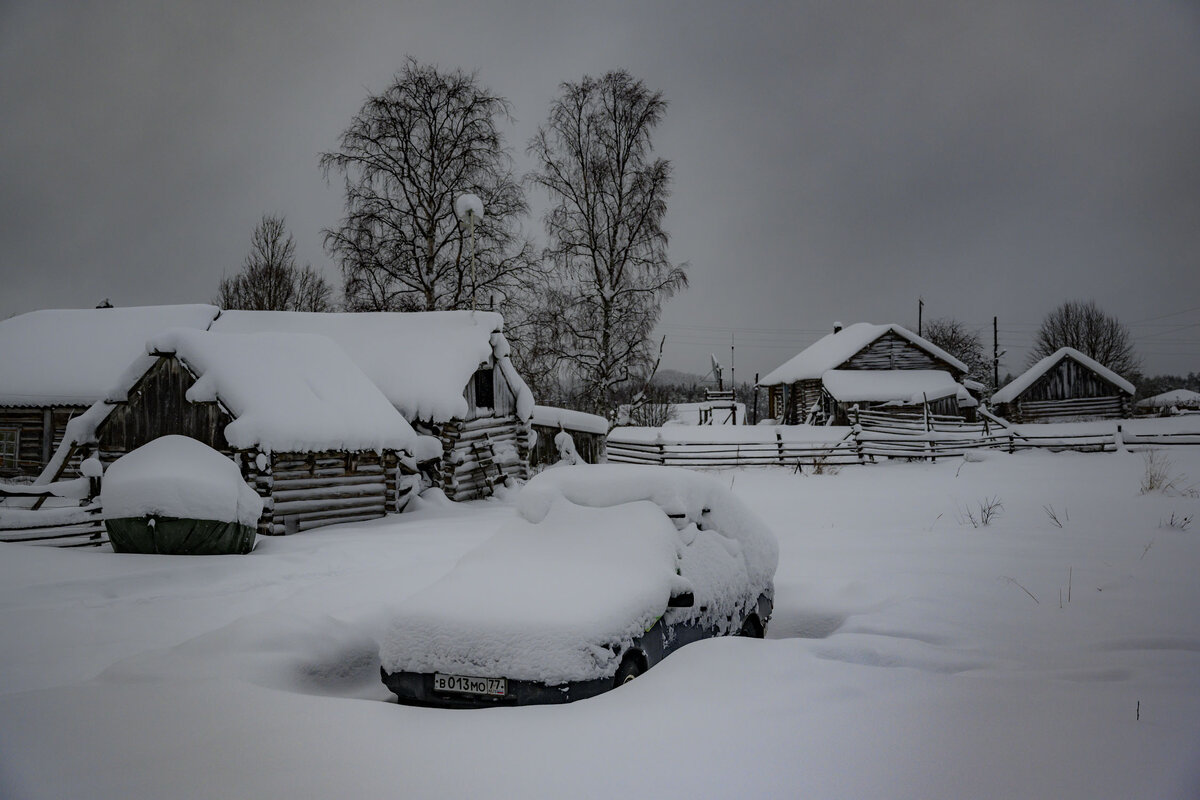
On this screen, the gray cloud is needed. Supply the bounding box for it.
[2,0,1198,378]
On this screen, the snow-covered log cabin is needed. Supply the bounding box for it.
[990,348,1134,423]
[758,323,972,425]
[43,329,417,536]
[0,304,220,479]
[210,310,534,500]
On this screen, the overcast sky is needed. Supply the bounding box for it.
[2,0,1198,381]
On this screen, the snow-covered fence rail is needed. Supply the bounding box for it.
[853,408,991,436]
[0,486,105,547]
[608,422,1200,469]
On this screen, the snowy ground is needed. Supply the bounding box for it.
[2,448,1199,799]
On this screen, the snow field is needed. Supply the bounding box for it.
[0,448,1198,798]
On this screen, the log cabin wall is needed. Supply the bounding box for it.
[0,406,90,478]
[245,450,400,536]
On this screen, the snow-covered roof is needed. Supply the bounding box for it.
[211,310,532,423]
[991,348,1135,404]
[822,369,963,404]
[101,435,264,526]
[1136,389,1200,409]
[61,329,417,456]
[531,405,609,435]
[0,304,220,406]
[758,323,968,386]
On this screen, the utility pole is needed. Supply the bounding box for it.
[731,332,736,395]
[918,297,924,337]
[993,316,1000,388]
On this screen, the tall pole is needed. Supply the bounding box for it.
[918,297,924,337]
[731,332,736,394]
[993,315,1000,388]
[468,212,477,312]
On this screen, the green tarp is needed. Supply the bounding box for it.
[106,516,256,555]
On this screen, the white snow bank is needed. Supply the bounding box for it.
[0,304,219,406]
[532,405,609,435]
[147,328,417,454]
[759,322,967,385]
[822,369,962,403]
[211,310,531,423]
[101,436,263,525]
[992,347,1135,404]
[1137,389,1200,409]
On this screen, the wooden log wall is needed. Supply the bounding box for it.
[100,357,233,453]
[1017,357,1129,403]
[1004,395,1126,424]
[439,415,531,500]
[0,406,89,478]
[243,450,401,536]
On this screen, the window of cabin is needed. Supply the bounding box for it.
[472,368,495,410]
[0,427,18,469]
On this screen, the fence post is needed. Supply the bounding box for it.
[776,430,784,466]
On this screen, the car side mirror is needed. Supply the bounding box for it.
[668,590,694,608]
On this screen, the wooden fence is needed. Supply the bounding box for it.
[607,425,1200,469]
[0,483,105,547]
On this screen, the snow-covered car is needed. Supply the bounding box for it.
[379,464,778,707]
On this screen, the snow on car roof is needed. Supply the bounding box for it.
[991,347,1135,404]
[211,309,532,423]
[758,323,968,386]
[0,304,220,406]
[380,465,779,683]
[101,435,264,526]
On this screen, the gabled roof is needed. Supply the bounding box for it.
[210,310,532,423]
[758,323,968,386]
[0,304,220,406]
[65,329,417,456]
[991,347,1136,404]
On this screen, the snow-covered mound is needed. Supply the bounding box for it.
[380,465,778,683]
[101,435,263,526]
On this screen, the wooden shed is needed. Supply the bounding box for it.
[210,310,533,501]
[990,348,1134,423]
[43,328,417,537]
[529,405,609,468]
[758,323,972,425]
[0,305,219,479]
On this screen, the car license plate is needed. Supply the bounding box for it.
[433,673,507,697]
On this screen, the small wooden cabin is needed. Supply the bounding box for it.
[758,323,972,425]
[530,405,609,468]
[0,305,220,479]
[44,329,417,537]
[211,310,533,500]
[990,348,1134,423]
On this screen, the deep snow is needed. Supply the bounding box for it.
[1,446,1199,799]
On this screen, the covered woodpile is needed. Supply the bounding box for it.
[991,348,1134,423]
[758,323,973,425]
[44,328,417,537]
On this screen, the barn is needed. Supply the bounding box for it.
[0,305,220,479]
[43,328,417,536]
[990,348,1134,423]
[758,323,971,425]
[209,310,534,500]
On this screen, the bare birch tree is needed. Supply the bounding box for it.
[320,58,538,312]
[528,70,688,413]
[1031,300,1140,376]
[216,215,334,311]
[922,317,992,389]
